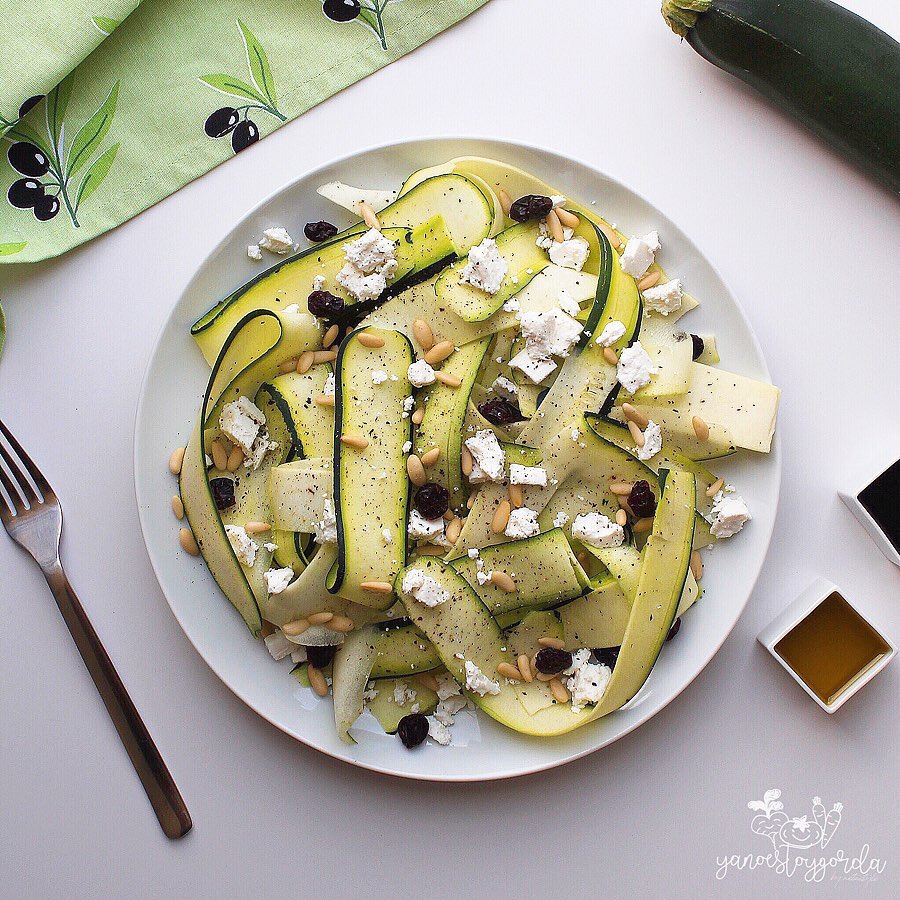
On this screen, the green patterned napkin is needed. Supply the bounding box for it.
[0,0,489,265]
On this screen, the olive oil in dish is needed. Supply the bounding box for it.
[774,592,892,707]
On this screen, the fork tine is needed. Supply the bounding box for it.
[0,430,39,505]
[0,452,25,514]
[0,418,51,499]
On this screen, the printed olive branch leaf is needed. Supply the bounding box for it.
[357,1,401,51]
[92,16,121,36]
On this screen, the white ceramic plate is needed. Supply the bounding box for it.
[134,138,780,781]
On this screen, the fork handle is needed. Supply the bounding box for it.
[45,562,192,839]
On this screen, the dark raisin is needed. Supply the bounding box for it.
[323,0,361,21]
[508,194,554,222]
[414,482,450,520]
[8,142,50,177]
[478,398,524,426]
[628,480,657,518]
[666,618,681,641]
[690,334,704,360]
[304,220,339,242]
[231,119,259,153]
[397,712,429,748]
[592,647,620,669]
[306,645,337,668]
[307,289,344,318]
[535,647,573,675]
[209,477,236,511]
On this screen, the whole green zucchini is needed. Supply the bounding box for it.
[663,0,900,192]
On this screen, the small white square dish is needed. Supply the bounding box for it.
[839,459,899,567]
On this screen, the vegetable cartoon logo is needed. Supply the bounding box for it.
[748,789,843,856]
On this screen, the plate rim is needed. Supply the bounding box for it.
[134,135,781,781]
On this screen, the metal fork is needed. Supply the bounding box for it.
[0,418,191,839]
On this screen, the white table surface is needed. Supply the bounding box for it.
[1,2,898,897]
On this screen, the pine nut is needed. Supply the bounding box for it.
[357,333,385,348]
[509,484,523,508]
[633,517,654,534]
[690,550,704,581]
[416,544,446,556]
[517,654,534,683]
[360,581,393,593]
[278,358,298,374]
[313,349,337,364]
[556,207,580,229]
[412,407,425,425]
[407,455,427,486]
[179,527,200,556]
[467,492,477,510]
[497,662,524,682]
[692,415,710,441]
[341,434,369,450]
[603,347,618,366]
[598,221,621,249]
[443,510,455,521]
[492,500,512,534]
[322,325,340,349]
[627,419,646,448]
[424,341,454,365]
[461,445,474,476]
[446,517,463,545]
[412,319,434,351]
[491,570,517,593]
[329,615,355,633]
[609,481,635,496]
[538,637,566,650]
[637,270,661,292]
[245,521,271,534]
[282,618,310,636]
[210,439,228,471]
[616,508,628,527]
[498,189,512,216]
[416,672,440,692]
[308,611,334,625]
[434,371,462,388]
[549,678,570,703]
[169,446,186,475]
[296,351,315,374]
[621,403,650,428]
[308,664,329,697]
[226,445,244,472]
[536,670,556,682]
[315,393,335,407]
[359,201,380,230]
[420,448,440,466]
[546,209,565,243]
[171,495,185,520]
[706,477,725,498]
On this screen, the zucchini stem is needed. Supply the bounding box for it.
[662,0,711,36]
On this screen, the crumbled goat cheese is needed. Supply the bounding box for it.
[565,649,612,711]
[225,525,257,566]
[551,195,567,208]
[382,528,393,544]
[595,320,627,347]
[264,632,295,661]
[572,513,625,548]
[247,244,262,260]
[428,718,452,745]
[401,569,450,607]
[259,227,294,254]
[243,433,279,471]
[436,674,462,701]
[642,278,683,316]
[402,440,412,454]
[464,660,501,696]
[312,274,326,292]
[464,430,506,483]
[467,548,480,559]
[363,682,379,702]
[263,541,278,552]
[553,511,570,529]
[434,693,467,725]
[505,507,540,539]
[492,375,518,400]
[402,395,415,416]
[509,464,548,487]
[520,307,583,359]
[336,269,387,303]
[536,221,574,250]
[407,359,436,387]
[336,228,398,301]
[619,232,660,277]
[509,349,557,384]
[617,341,658,394]
[476,570,493,586]
[393,682,417,705]
[549,237,590,271]
[323,372,335,396]
[219,396,265,454]
[459,238,508,294]
[314,498,338,544]
[282,304,300,315]
[502,298,520,312]
[557,289,581,317]
[636,420,663,461]
[371,369,389,385]
[707,489,752,538]
[408,510,445,542]
[264,566,294,595]
[290,647,308,664]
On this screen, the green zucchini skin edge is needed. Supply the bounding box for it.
[663,0,900,193]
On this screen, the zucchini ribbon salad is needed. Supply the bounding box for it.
[175,157,780,749]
